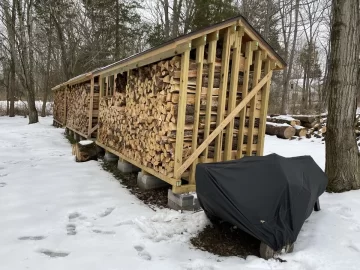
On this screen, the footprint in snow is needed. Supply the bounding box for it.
[38,249,69,258]
[115,220,134,227]
[0,174,8,178]
[134,245,151,261]
[19,236,46,241]
[0,182,6,188]
[68,212,86,221]
[93,229,116,235]
[348,243,360,252]
[66,224,77,236]
[99,207,115,218]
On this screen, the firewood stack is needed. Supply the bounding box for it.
[97,54,255,177]
[53,89,66,124]
[66,82,98,136]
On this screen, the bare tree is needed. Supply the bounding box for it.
[325,0,359,192]
[1,0,17,117]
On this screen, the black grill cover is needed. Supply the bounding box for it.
[196,154,327,251]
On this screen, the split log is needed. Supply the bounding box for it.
[266,123,296,139]
[72,140,98,162]
[294,125,307,137]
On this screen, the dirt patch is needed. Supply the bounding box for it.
[190,221,260,258]
[101,160,170,210]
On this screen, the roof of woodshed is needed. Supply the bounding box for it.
[52,15,286,91]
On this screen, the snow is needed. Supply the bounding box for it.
[1,116,360,270]
[79,140,94,146]
[266,122,291,127]
[272,115,297,121]
[294,125,305,130]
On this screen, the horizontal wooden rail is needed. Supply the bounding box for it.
[175,70,273,178]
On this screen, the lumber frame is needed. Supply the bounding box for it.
[87,77,95,138]
[246,50,262,156]
[63,87,67,126]
[257,59,273,155]
[96,141,177,186]
[174,49,191,180]
[236,41,258,159]
[224,26,244,160]
[99,76,105,97]
[202,30,219,161]
[175,70,273,177]
[189,36,206,185]
[214,27,232,162]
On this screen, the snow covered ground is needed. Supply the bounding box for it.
[1,116,360,270]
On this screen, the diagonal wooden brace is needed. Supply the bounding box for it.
[175,71,273,179]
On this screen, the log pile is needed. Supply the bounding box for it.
[66,82,99,136]
[53,89,66,124]
[97,55,259,178]
[266,113,360,142]
[72,140,98,162]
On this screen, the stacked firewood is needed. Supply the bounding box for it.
[97,55,254,177]
[53,89,66,124]
[66,82,93,135]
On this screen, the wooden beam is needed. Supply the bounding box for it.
[202,31,219,161]
[189,38,206,185]
[174,49,191,179]
[175,71,272,177]
[87,77,95,138]
[172,184,196,194]
[236,41,257,159]
[99,76,104,97]
[246,50,262,156]
[224,27,244,160]
[64,87,67,125]
[214,27,232,162]
[96,141,177,186]
[89,124,99,135]
[105,76,109,96]
[257,59,272,155]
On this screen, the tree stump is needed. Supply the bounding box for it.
[72,140,98,162]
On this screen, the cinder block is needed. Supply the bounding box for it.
[117,160,140,173]
[73,132,80,142]
[104,151,119,162]
[137,171,169,190]
[167,189,200,211]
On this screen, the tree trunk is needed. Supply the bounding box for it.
[325,0,360,192]
[41,13,52,117]
[301,70,307,113]
[162,0,170,39]
[114,0,120,60]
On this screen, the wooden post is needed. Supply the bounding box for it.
[257,59,273,155]
[174,45,191,180]
[214,27,232,162]
[236,41,258,159]
[175,71,273,178]
[246,50,262,156]
[63,87,67,126]
[189,36,206,185]
[224,27,244,160]
[105,76,109,96]
[113,74,117,96]
[88,77,95,138]
[99,76,104,98]
[203,31,219,161]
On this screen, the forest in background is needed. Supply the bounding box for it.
[0,0,357,118]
